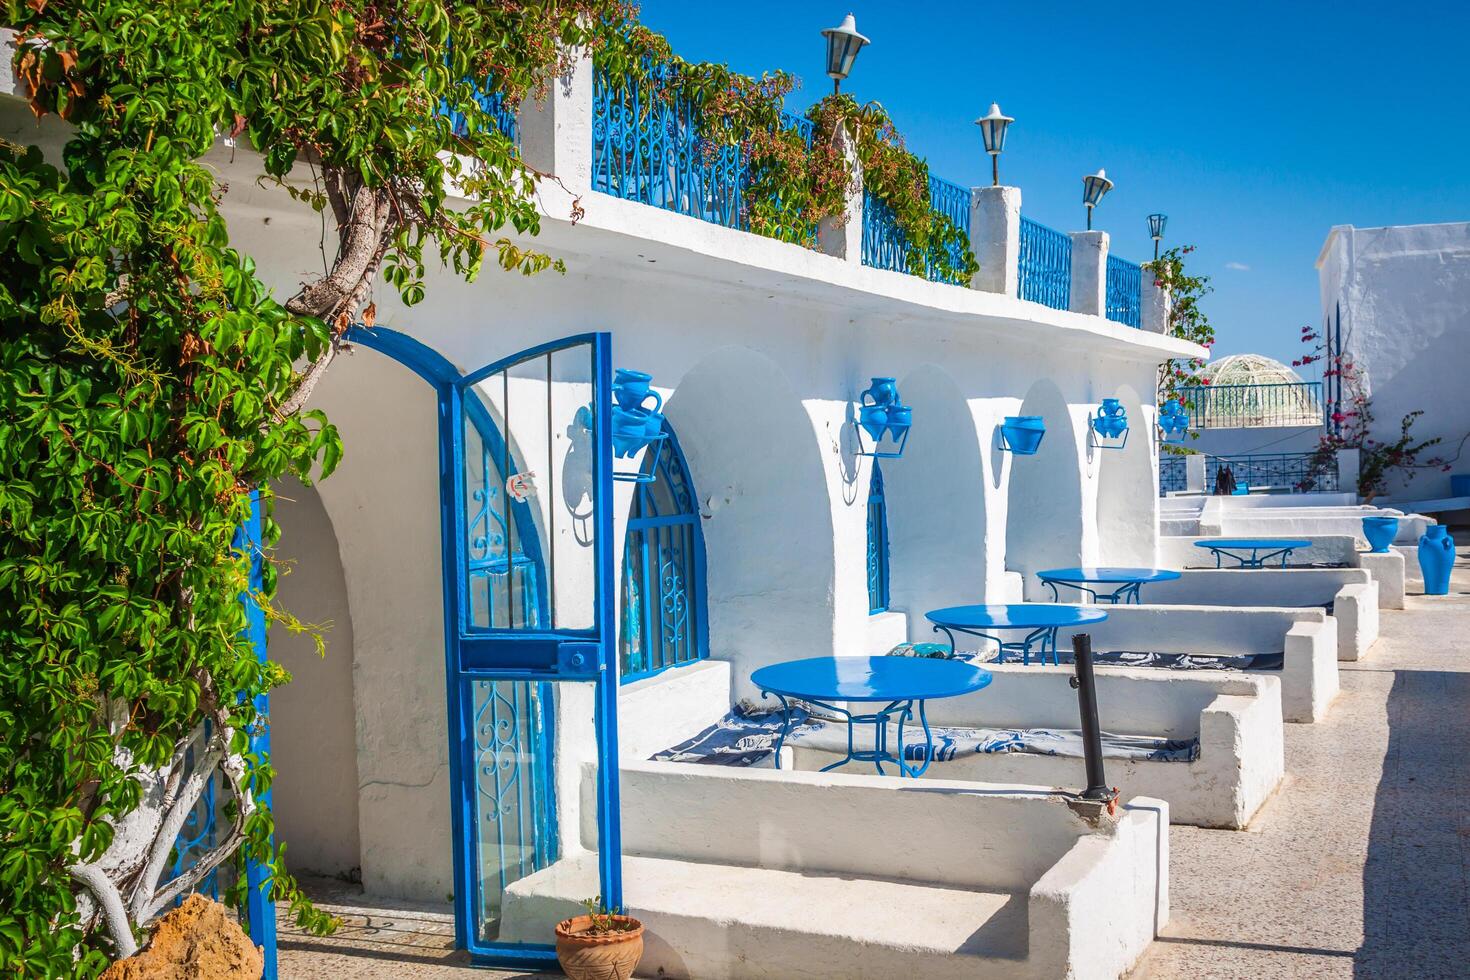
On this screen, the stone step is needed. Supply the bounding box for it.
[501,851,1030,979]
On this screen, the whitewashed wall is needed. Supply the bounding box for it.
[1318,222,1470,500]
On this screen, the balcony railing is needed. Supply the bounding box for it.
[1105,254,1142,328]
[1158,455,1188,495]
[1206,452,1337,493]
[1176,383,1325,429]
[860,175,972,285]
[1018,216,1071,311]
[442,88,518,142]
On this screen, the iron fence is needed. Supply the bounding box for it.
[1176,383,1325,429]
[1206,452,1337,493]
[860,175,973,285]
[441,87,519,142]
[1018,216,1071,310]
[1105,254,1142,328]
[1158,455,1188,495]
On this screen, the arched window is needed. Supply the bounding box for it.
[867,462,890,613]
[620,422,708,682]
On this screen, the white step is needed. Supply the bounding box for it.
[501,851,1030,979]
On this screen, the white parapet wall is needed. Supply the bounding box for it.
[1214,506,1432,544]
[1159,534,1360,570]
[500,763,1169,980]
[1353,549,1407,609]
[1057,605,1339,723]
[794,666,1283,829]
[1142,568,1380,661]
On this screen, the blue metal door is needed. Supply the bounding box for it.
[349,327,621,969]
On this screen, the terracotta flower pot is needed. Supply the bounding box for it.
[554,914,645,980]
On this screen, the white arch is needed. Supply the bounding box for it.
[660,346,836,704]
[884,364,989,636]
[1005,379,1088,598]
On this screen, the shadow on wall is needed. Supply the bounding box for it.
[1358,667,1470,974]
[1094,384,1158,566]
[659,346,835,704]
[268,477,362,879]
[884,363,990,626]
[1005,379,1085,596]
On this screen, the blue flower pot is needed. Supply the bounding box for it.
[859,404,889,441]
[885,405,913,439]
[612,406,655,458]
[863,376,900,407]
[1361,516,1399,554]
[1418,525,1456,595]
[613,368,662,413]
[1001,416,1046,455]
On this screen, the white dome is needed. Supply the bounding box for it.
[1202,354,1310,388]
[1196,354,1322,427]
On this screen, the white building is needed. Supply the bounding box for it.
[1317,221,1470,501]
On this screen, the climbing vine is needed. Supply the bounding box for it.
[1150,245,1215,450]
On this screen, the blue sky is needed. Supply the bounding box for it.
[635,1,1470,373]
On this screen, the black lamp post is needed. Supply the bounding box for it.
[1082,168,1113,230]
[1148,213,1168,260]
[821,13,870,95]
[974,103,1014,187]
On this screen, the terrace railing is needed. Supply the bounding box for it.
[860,175,973,285]
[1158,454,1188,495]
[1176,382,1325,429]
[1205,452,1337,493]
[1105,254,1142,328]
[1018,216,1071,311]
[442,87,519,142]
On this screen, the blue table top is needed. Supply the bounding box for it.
[1037,567,1183,584]
[751,656,993,703]
[925,603,1110,630]
[1193,538,1313,550]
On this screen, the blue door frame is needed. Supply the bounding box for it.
[348,326,623,967]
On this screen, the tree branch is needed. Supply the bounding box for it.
[69,862,138,959]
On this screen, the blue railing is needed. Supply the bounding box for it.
[861,175,972,285]
[1018,216,1071,311]
[1105,254,1142,327]
[1176,383,1325,430]
[1206,452,1338,493]
[1158,455,1188,495]
[442,87,518,142]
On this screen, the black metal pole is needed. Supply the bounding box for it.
[1069,633,1112,802]
[991,155,999,187]
[1085,206,1092,231]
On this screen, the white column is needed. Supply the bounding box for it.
[517,51,593,196]
[1185,454,1207,494]
[1069,230,1108,316]
[969,186,1021,295]
[1141,265,1171,334]
[817,127,863,262]
[1,30,29,99]
[1336,448,1361,497]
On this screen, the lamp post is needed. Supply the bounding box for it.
[821,13,870,95]
[1148,213,1167,260]
[1082,169,1112,230]
[974,103,1014,187]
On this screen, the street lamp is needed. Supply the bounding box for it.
[1148,213,1168,260]
[1082,168,1113,230]
[974,103,1014,187]
[821,13,870,95]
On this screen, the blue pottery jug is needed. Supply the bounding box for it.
[1418,525,1455,595]
[1361,516,1399,554]
[1094,400,1127,439]
[858,403,889,441]
[1001,416,1046,455]
[613,368,663,413]
[611,406,654,458]
[863,376,900,408]
[886,405,913,439]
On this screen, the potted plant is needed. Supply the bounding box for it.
[555,897,645,980]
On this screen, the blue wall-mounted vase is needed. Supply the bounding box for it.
[612,406,655,458]
[886,405,913,438]
[1093,400,1128,439]
[613,368,662,413]
[1000,416,1046,455]
[1159,398,1190,442]
[859,404,889,440]
[1361,516,1399,554]
[1418,524,1455,595]
[863,376,900,408]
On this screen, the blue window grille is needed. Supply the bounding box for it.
[1175,382,1325,430]
[861,175,973,285]
[1158,455,1188,496]
[866,463,891,614]
[1105,254,1142,328]
[620,422,708,682]
[162,725,222,903]
[441,86,519,142]
[1206,452,1338,494]
[1018,216,1072,310]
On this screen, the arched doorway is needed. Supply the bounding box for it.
[619,421,708,682]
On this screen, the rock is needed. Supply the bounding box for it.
[100,895,263,980]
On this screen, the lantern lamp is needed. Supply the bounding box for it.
[1148,213,1168,260]
[821,13,870,95]
[1082,168,1113,229]
[974,103,1014,186]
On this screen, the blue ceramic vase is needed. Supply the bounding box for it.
[1361,516,1399,554]
[1001,416,1046,455]
[1418,525,1455,595]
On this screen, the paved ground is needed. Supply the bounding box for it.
[280,546,1470,979]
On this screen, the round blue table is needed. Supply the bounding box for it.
[1036,566,1182,604]
[925,604,1110,665]
[1193,538,1313,569]
[750,656,992,778]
